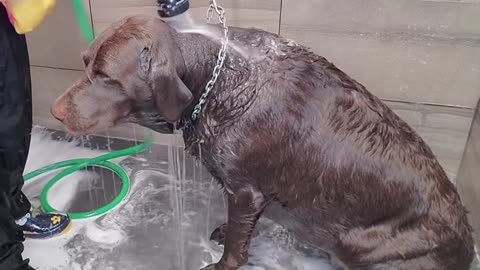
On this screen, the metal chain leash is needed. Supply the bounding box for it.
[191,0,229,121]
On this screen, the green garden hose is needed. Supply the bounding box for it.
[72,0,94,43]
[22,1,153,220]
[24,133,153,219]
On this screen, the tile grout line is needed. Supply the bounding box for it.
[381,98,475,110]
[88,0,95,37]
[30,65,83,72]
[278,0,283,35]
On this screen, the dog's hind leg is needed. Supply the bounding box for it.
[370,254,444,270]
[337,224,473,270]
[201,185,266,270]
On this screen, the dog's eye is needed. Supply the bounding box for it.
[94,70,122,88]
[94,69,110,80]
[83,55,90,67]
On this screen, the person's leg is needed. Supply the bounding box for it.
[0,8,33,223]
[0,5,34,269]
[1,5,70,268]
[0,190,32,269]
[0,5,71,240]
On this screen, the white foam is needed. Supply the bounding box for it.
[84,221,125,246]
[196,238,334,270]
[166,12,255,59]
[23,220,87,270]
[23,128,128,270]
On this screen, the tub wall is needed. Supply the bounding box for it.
[458,101,480,249]
[27,0,480,181]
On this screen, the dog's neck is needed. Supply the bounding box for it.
[171,27,263,152]
[175,31,244,102]
[172,31,219,109]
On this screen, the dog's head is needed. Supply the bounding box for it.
[51,15,193,134]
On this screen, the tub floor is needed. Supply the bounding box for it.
[21,127,479,270]
[22,128,334,270]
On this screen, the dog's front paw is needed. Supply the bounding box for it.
[210,223,227,246]
[200,263,219,270]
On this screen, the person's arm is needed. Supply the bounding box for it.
[0,0,56,34]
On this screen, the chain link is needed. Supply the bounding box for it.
[191,0,229,121]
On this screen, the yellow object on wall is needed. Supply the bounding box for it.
[1,0,56,34]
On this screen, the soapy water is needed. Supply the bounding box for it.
[22,127,334,270]
[165,13,227,46]
[165,12,260,60]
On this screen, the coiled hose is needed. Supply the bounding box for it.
[23,134,152,219]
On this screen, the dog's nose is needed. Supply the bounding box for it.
[51,100,67,121]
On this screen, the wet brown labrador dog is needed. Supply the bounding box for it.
[51,15,474,270]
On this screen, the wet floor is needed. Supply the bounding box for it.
[22,127,479,270]
[22,127,334,270]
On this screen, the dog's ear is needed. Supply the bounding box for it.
[139,45,192,123]
[152,73,193,123]
[139,47,152,74]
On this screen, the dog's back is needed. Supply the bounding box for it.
[189,27,475,269]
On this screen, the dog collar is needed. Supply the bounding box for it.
[190,2,229,121]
